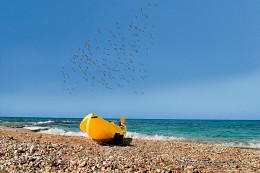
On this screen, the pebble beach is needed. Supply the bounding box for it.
[0,126,259,173]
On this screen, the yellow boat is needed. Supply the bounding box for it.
[79,113,126,143]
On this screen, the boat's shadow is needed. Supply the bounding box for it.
[100,137,133,147]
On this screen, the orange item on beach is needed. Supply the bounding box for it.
[79,113,126,143]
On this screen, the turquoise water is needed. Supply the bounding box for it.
[0,117,259,148]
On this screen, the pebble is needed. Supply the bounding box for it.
[29,145,36,155]
[0,128,259,172]
[79,160,87,167]
[69,160,76,167]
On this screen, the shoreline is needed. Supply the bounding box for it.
[1,125,259,151]
[0,127,259,172]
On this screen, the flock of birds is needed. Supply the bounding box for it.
[62,1,159,95]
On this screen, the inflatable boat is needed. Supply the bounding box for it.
[79,113,126,143]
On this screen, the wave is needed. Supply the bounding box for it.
[61,120,77,123]
[214,140,260,149]
[37,129,184,140]
[39,128,88,137]
[33,120,54,125]
[24,126,50,131]
[33,120,78,125]
[127,132,260,148]
[31,128,260,149]
[126,131,185,140]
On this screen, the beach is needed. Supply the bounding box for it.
[0,127,259,173]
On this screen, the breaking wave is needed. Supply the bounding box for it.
[39,128,88,137]
[126,131,185,141]
[21,126,260,149]
[33,120,77,125]
[214,140,260,149]
[24,126,50,131]
[33,120,54,125]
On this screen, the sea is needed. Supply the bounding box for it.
[0,117,259,149]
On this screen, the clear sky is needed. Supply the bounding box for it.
[0,0,260,119]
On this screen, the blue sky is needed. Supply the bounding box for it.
[0,0,260,119]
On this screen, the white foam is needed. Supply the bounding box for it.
[127,132,260,148]
[34,120,54,125]
[40,128,88,137]
[32,128,260,149]
[126,131,185,141]
[62,120,76,123]
[39,129,183,140]
[215,140,260,149]
[24,126,49,131]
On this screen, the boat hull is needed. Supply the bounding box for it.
[80,113,126,142]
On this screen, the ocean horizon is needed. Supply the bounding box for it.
[0,116,259,149]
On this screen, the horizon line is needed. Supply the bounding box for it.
[0,115,259,121]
